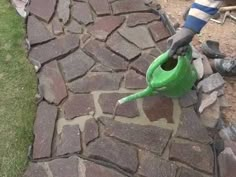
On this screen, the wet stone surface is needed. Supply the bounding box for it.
[98,93,139,118]
[143,96,174,123]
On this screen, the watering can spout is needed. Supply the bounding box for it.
[118,87,154,105]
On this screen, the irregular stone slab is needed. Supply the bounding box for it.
[199,91,218,113]
[157,39,168,52]
[107,33,140,60]
[130,54,155,75]
[84,40,128,70]
[149,48,161,57]
[66,20,83,34]
[218,147,236,177]
[63,94,95,120]
[68,73,123,93]
[87,137,138,173]
[27,16,54,45]
[202,55,213,77]
[84,161,126,177]
[81,34,91,44]
[197,73,225,93]
[33,101,58,159]
[200,99,221,128]
[88,16,125,41]
[179,167,204,177]
[23,163,47,177]
[179,90,198,108]
[125,69,146,89]
[127,13,160,27]
[101,118,172,155]
[29,34,80,64]
[138,151,177,177]
[29,0,57,22]
[98,93,139,118]
[72,2,93,25]
[169,142,214,174]
[224,140,236,155]
[112,0,149,15]
[119,26,155,49]
[59,49,95,82]
[84,118,99,145]
[149,21,170,42]
[91,64,112,72]
[193,58,204,80]
[49,156,78,177]
[56,125,81,156]
[143,96,174,123]
[57,0,70,24]
[51,17,64,35]
[176,108,212,144]
[39,61,67,105]
[88,0,111,15]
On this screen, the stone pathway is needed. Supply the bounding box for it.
[23,0,215,176]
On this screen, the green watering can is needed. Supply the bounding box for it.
[118,47,198,104]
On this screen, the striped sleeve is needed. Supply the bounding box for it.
[184,0,223,33]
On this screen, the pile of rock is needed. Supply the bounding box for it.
[192,52,236,177]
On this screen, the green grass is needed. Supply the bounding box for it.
[0,0,37,176]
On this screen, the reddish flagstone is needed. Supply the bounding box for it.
[38,61,67,105]
[27,15,54,45]
[107,33,141,60]
[88,0,111,15]
[149,21,171,42]
[143,95,174,123]
[83,40,128,70]
[112,0,149,15]
[29,34,80,64]
[98,93,139,118]
[72,2,93,25]
[87,16,125,41]
[29,0,57,22]
[33,101,58,159]
[127,13,160,27]
[63,94,95,119]
[56,125,82,156]
[87,137,138,173]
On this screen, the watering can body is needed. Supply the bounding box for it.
[118,47,197,104]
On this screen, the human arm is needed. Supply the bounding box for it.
[168,0,223,58]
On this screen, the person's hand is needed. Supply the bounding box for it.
[167,28,196,59]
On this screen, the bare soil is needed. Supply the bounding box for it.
[158,0,236,124]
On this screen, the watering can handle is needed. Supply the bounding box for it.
[146,50,170,83]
